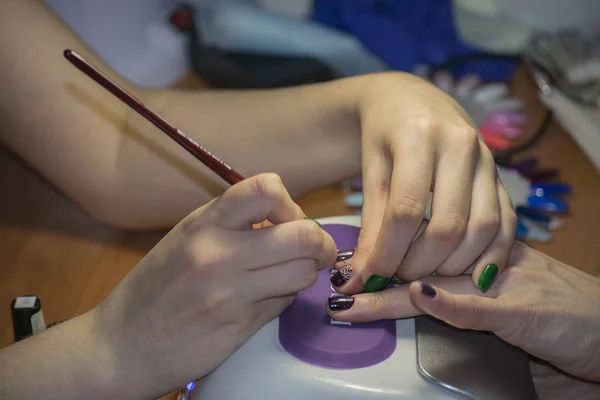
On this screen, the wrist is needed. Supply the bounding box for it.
[0,309,124,399]
[60,309,125,397]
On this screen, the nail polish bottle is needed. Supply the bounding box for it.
[10,295,46,342]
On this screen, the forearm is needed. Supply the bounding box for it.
[0,311,121,399]
[0,0,364,230]
[124,80,364,228]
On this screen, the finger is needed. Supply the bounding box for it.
[470,179,517,292]
[216,173,304,230]
[397,128,478,280]
[236,219,337,270]
[340,150,390,294]
[243,259,319,301]
[408,280,505,332]
[330,219,429,291]
[434,146,501,276]
[360,127,435,290]
[327,274,499,322]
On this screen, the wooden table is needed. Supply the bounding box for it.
[1,66,599,399]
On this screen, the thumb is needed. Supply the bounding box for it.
[409,281,503,333]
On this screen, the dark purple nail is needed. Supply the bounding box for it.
[420,282,437,298]
[330,264,352,287]
[336,248,355,262]
[328,295,354,311]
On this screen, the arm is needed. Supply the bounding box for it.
[0,312,121,399]
[2,1,516,293]
[0,174,337,399]
[0,0,362,229]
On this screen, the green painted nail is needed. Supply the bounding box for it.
[363,274,389,293]
[304,217,321,228]
[478,264,498,292]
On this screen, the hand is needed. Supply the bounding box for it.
[92,174,337,397]
[328,241,600,385]
[333,73,517,295]
[529,359,600,400]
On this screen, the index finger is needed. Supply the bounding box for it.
[327,274,489,323]
[361,132,434,291]
[214,173,304,230]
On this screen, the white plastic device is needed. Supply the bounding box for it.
[191,216,464,400]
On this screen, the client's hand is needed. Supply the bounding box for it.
[328,241,600,393]
[94,173,337,397]
[337,73,516,295]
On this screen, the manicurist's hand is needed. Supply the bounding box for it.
[332,73,517,295]
[0,174,337,400]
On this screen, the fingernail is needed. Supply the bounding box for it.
[328,295,354,311]
[420,282,437,298]
[363,274,389,293]
[478,264,499,292]
[304,217,321,228]
[330,264,352,287]
[336,248,355,262]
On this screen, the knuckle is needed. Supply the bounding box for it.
[296,221,325,257]
[429,214,468,243]
[474,213,501,238]
[205,286,237,315]
[453,125,480,144]
[252,173,285,202]
[406,116,440,139]
[186,236,229,273]
[389,196,426,222]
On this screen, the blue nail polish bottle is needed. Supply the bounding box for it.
[531,182,572,197]
[527,195,568,213]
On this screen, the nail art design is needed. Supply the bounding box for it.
[330,264,352,287]
[363,274,389,293]
[420,282,437,298]
[328,295,354,311]
[478,264,499,293]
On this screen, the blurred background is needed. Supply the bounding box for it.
[4,1,600,398]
